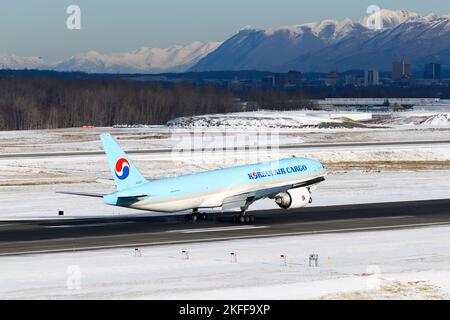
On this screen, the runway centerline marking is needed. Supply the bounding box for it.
[45,221,136,228]
[166,225,269,234]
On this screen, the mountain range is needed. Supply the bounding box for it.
[1,9,449,73]
[0,41,222,73]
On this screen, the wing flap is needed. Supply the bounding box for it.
[222,184,293,210]
[292,176,325,188]
[222,193,256,210]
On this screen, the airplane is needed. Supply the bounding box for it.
[61,133,326,223]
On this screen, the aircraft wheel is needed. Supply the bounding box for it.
[249,215,255,223]
[244,215,250,223]
[201,213,208,220]
[309,197,313,204]
[191,214,198,222]
[239,215,245,224]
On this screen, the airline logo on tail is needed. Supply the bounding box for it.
[115,158,130,180]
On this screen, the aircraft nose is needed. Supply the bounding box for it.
[312,159,326,173]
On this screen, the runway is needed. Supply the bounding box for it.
[0,199,449,256]
[2,139,450,159]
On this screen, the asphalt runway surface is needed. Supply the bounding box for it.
[0,199,449,256]
[2,140,450,159]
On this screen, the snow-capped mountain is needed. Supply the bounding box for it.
[192,10,450,72]
[53,41,222,73]
[0,41,222,73]
[189,18,367,72]
[0,54,46,70]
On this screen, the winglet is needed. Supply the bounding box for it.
[100,133,147,191]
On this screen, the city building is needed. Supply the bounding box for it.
[364,69,380,86]
[392,61,411,81]
[261,76,275,88]
[326,71,339,86]
[287,70,302,87]
[274,74,288,88]
[424,63,441,80]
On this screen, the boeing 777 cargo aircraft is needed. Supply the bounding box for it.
[62,133,326,223]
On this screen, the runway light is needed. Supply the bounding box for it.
[280,254,287,266]
[326,257,333,267]
[134,248,142,257]
[58,210,64,216]
[182,250,189,260]
[309,254,319,267]
[230,252,237,263]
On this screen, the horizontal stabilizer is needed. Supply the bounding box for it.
[57,191,104,198]
[115,188,148,198]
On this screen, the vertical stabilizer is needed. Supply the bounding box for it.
[100,133,147,191]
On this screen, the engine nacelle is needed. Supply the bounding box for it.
[274,187,311,210]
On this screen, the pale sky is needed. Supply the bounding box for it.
[1,0,448,60]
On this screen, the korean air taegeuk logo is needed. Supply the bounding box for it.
[115,158,130,180]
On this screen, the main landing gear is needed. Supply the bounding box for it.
[232,209,255,224]
[185,208,208,222]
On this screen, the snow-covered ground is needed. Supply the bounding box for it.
[1,225,450,299]
[166,109,450,129]
[1,108,450,154]
[166,111,346,128]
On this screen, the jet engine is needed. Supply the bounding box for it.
[274,187,311,210]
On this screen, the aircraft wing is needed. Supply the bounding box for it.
[222,184,293,210]
[221,176,325,210]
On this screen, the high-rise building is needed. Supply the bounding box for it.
[274,74,288,88]
[326,71,339,86]
[364,69,380,86]
[287,70,302,86]
[424,63,441,80]
[392,61,411,81]
[261,76,275,88]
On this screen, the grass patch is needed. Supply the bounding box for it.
[0,179,96,187]
[324,160,450,171]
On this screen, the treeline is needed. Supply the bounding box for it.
[0,77,237,130]
[6,74,442,131]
